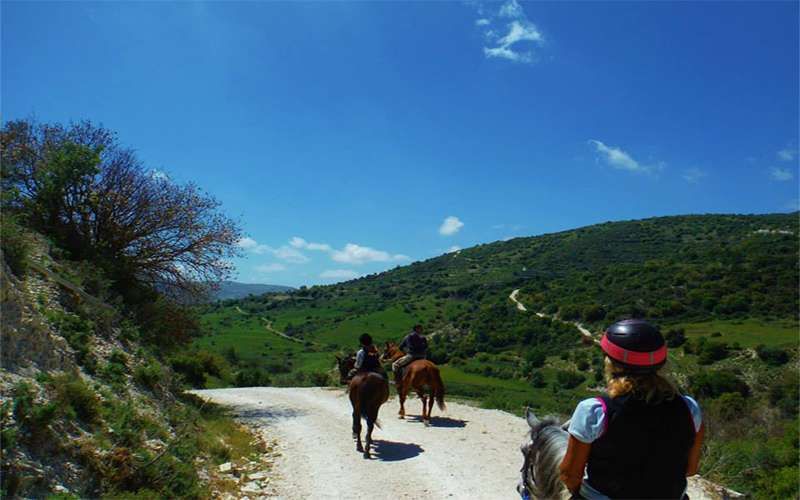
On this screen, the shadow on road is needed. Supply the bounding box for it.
[370,440,424,462]
[407,415,468,428]
[235,406,307,422]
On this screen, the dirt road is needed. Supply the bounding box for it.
[194,387,738,500]
[194,387,525,499]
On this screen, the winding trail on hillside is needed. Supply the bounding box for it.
[509,289,599,345]
[194,387,734,500]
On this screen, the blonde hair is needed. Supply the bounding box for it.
[604,357,679,404]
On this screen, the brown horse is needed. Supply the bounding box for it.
[336,354,389,458]
[381,342,445,425]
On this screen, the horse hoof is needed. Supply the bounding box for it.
[424,420,430,427]
[356,444,364,452]
[363,451,370,459]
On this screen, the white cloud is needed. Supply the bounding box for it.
[770,167,794,182]
[476,0,544,64]
[778,148,797,162]
[272,246,309,263]
[439,216,465,236]
[237,237,308,262]
[320,269,360,281]
[237,237,271,254]
[255,263,286,273]
[588,140,662,174]
[330,243,409,265]
[447,245,461,253]
[289,236,331,252]
[682,168,707,184]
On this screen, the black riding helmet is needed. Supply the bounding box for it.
[601,319,667,374]
[359,333,373,347]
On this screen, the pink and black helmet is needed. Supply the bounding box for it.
[601,319,667,374]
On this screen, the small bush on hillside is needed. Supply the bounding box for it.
[133,361,163,390]
[11,382,57,440]
[234,368,270,387]
[555,370,585,389]
[755,345,790,366]
[530,371,546,388]
[45,310,97,373]
[51,373,100,424]
[698,342,729,365]
[689,370,749,399]
[664,328,687,348]
[0,216,32,276]
[170,354,207,388]
[768,370,799,418]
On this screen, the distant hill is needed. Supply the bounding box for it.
[214,281,294,300]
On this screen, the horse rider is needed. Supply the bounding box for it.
[558,319,704,499]
[391,324,428,386]
[348,333,385,379]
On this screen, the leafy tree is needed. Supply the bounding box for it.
[1,119,242,300]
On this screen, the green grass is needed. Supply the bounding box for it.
[676,318,798,347]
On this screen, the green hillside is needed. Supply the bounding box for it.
[196,212,799,498]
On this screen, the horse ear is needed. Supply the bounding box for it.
[525,406,539,429]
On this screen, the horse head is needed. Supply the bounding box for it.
[519,407,571,500]
[380,341,401,362]
[336,354,355,385]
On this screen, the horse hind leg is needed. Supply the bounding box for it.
[363,416,375,459]
[398,386,407,419]
[352,408,363,452]
[426,390,435,422]
[419,393,429,425]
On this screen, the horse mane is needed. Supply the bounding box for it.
[524,418,571,500]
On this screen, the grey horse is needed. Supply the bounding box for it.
[518,407,572,500]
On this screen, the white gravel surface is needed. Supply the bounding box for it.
[193,387,735,500]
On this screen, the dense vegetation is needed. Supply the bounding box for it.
[1,119,257,499]
[197,212,799,498]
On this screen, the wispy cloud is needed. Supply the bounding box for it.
[588,140,662,174]
[255,263,286,273]
[320,269,360,281]
[331,243,409,265]
[289,236,331,252]
[770,167,794,182]
[778,148,797,162]
[237,237,309,263]
[475,0,544,64]
[446,245,461,253]
[682,168,707,184]
[439,216,464,236]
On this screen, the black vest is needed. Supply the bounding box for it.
[360,349,380,372]
[586,394,695,499]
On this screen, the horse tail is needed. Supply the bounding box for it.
[434,369,446,411]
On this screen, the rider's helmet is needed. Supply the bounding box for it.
[601,319,667,374]
[359,333,373,346]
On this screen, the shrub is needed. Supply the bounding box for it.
[530,371,546,388]
[133,361,163,390]
[0,216,32,276]
[525,348,546,368]
[697,342,729,365]
[555,370,584,389]
[664,328,687,348]
[689,370,749,399]
[756,345,790,366]
[11,382,57,440]
[51,373,100,424]
[170,354,207,388]
[234,368,270,387]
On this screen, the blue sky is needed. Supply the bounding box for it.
[2,1,798,287]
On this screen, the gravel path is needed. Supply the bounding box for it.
[194,387,525,500]
[194,386,739,500]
